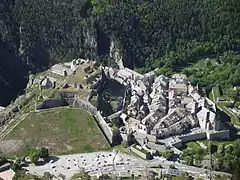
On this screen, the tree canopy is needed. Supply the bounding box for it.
[91,0,240,91]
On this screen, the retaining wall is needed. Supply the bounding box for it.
[171,140,182,149]
[36,99,69,110]
[73,98,96,114]
[130,146,146,159]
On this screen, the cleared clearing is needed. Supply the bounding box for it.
[3,108,110,156]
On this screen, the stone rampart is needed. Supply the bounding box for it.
[94,111,113,145]
[179,132,206,143]
[73,98,96,114]
[206,130,230,140]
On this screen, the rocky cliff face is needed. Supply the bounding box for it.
[0,37,28,107]
[82,26,98,60]
[109,37,124,69]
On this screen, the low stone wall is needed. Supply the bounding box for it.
[206,130,230,140]
[130,146,146,159]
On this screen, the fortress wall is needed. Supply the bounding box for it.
[179,132,206,143]
[206,130,230,140]
[94,111,113,145]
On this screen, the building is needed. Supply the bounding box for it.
[49,63,75,76]
[40,77,54,90]
[153,109,197,139]
[161,168,181,177]
[0,169,15,180]
[197,107,219,131]
[169,74,188,93]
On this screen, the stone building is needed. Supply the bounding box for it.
[169,74,188,93]
[39,77,54,90]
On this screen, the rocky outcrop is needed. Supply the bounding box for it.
[109,37,124,69]
[82,26,98,60]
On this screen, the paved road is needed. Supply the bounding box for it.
[148,158,231,178]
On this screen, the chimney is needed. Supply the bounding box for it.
[192,102,198,114]
[206,121,210,130]
[206,111,210,121]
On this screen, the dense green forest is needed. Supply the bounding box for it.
[91,0,240,89]
[0,0,240,105]
[1,0,97,71]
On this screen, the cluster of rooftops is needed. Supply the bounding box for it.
[102,67,230,148]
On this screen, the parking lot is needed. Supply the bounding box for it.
[25,151,146,179]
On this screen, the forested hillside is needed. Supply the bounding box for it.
[0,0,240,105]
[91,0,240,78]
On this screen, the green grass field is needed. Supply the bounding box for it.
[4,108,110,156]
[212,86,220,101]
[183,58,217,71]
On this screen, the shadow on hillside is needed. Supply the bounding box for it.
[218,109,239,139]
[0,40,29,106]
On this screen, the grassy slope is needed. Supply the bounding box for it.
[212,86,220,101]
[4,108,110,156]
[209,86,240,126]
[182,58,217,71]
